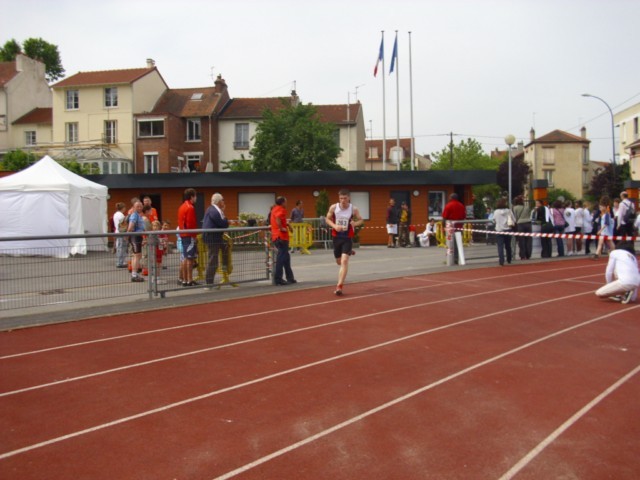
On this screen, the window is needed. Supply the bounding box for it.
[120,161,130,174]
[582,169,589,187]
[66,122,78,143]
[332,128,340,146]
[368,147,379,159]
[104,120,117,144]
[187,118,201,141]
[186,153,202,172]
[25,131,36,146]
[138,119,164,137]
[634,117,639,139]
[582,146,589,165]
[66,90,79,110]
[102,162,110,174]
[542,147,555,165]
[234,123,250,149]
[350,192,370,220]
[144,153,159,174]
[544,170,554,187]
[428,191,445,218]
[104,87,118,108]
[0,115,7,131]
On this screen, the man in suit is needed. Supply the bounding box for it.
[203,193,232,289]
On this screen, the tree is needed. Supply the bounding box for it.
[496,156,531,200]
[221,154,253,172]
[0,39,21,61]
[430,138,501,171]
[0,37,65,82]
[58,159,91,175]
[588,162,629,201]
[0,149,37,171]
[250,102,344,172]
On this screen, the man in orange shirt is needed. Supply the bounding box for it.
[142,195,158,223]
[270,196,296,285]
[177,188,198,286]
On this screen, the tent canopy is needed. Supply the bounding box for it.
[0,156,109,257]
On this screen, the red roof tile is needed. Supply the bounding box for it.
[529,129,590,145]
[220,98,360,125]
[0,60,18,86]
[150,87,226,117]
[220,97,291,119]
[12,107,52,125]
[52,67,157,88]
[315,104,360,125]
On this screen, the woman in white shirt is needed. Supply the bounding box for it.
[563,200,576,256]
[581,201,593,256]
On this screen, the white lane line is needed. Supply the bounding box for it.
[0,264,601,360]
[211,305,640,480]
[498,363,640,480]
[2,296,633,461]
[0,275,597,397]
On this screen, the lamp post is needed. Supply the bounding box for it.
[582,93,616,193]
[505,134,515,207]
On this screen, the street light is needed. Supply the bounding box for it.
[582,93,616,192]
[505,134,515,207]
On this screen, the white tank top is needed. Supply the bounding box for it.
[334,203,353,237]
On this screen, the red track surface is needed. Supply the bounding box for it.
[1,259,639,479]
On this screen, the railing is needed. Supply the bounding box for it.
[0,227,271,313]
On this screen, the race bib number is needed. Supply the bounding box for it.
[337,218,349,229]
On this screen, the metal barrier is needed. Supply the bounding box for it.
[0,227,271,312]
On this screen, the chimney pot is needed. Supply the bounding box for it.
[146,58,155,68]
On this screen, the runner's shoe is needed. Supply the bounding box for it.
[621,291,633,304]
[334,284,343,296]
[609,295,623,302]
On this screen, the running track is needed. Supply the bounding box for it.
[1,259,639,479]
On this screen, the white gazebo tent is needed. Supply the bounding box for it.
[0,155,109,257]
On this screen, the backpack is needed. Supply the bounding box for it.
[622,200,636,225]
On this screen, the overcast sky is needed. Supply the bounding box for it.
[4,0,639,162]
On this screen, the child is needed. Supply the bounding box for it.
[160,221,170,269]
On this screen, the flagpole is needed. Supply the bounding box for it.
[394,30,400,171]
[408,31,415,171]
[381,31,387,171]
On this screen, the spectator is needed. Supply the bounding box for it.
[386,198,399,248]
[202,193,234,289]
[398,201,412,247]
[493,197,515,266]
[512,195,532,260]
[142,195,158,224]
[127,200,145,282]
[270,196,296,286]
[563,200,576,256]
[113,202,127,268]
[532,199,553,258]
[550,199,566,257]
[442,193,466,264]
[177,188,198,286]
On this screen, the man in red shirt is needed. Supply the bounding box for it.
[177,188,198,286]
[270,196,296,285]
[442,193,467,264]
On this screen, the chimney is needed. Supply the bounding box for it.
[146,58,155,68]
[530,128,535,142]
[290,90,300,107]
[214,74,227,94]
[580,126,587,138]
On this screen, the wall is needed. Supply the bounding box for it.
[105,184,471,245]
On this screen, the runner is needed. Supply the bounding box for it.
[325,189,364,296]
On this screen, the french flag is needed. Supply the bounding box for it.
[373,38,384,77]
